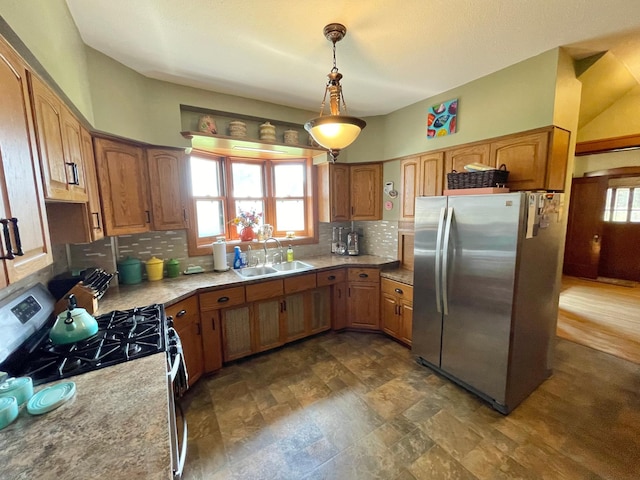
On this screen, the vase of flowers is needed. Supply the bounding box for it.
[231,208,262,241]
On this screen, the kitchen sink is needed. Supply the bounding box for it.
[233,261,315,280]
[271,261,314,273]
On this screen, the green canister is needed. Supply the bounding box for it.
[166,258,180,278]
[117,256,142,285]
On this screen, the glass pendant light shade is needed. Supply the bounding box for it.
[305,23,366,161]
[304,115,366,150]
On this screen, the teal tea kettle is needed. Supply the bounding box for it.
[49,294,99,345]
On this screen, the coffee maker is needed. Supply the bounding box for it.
[347,223,359,256]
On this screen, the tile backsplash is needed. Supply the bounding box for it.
[66,221,400,282]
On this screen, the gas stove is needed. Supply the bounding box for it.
[0,284,167,386]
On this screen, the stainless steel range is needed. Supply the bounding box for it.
[0,283,188,479]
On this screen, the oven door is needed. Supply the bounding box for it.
[167,327,188,479]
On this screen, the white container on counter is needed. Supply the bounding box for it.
[213,237,229,271]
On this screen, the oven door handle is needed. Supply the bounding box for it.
[173,399,188,479]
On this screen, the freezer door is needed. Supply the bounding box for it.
[412,196,448,365]
[440,193,523,403]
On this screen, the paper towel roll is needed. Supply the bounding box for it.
[213,242,229,271]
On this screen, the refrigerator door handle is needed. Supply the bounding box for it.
[434,207,447,313]
[442,207,454,316]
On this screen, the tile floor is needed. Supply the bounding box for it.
[181,332,640,479]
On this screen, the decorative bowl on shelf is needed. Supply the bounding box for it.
[229,120,247,138]
[284,129,299,144]
[198,115,217,134]
[259,121,276,142]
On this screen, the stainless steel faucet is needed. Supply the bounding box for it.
[263,237,283,265]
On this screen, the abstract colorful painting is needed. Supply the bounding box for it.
[427,98,457,139]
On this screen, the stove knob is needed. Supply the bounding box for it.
[169,344,179,355]
[166,316,174,328]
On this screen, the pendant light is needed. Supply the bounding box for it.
[304,23,366,163]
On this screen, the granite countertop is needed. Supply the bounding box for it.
[97,254,402,314]
[0,353,171,480]
[0,254,403,479]
[380,267,414,286]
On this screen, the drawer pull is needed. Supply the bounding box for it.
[394,288,403,294]
[358,273,369,278]
[176,309,187,317]
[328,275,336,281]
[217,296,230,303]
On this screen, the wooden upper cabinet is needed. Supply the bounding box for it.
[317,163,350,222]
[350,163,382,220]
[444,143,491,174]
[0,38,52,286]
[490,127,570,191]
[147,148,189,230]
[400,152,443,221]
[94,137,151,236]
[81,127,104,241]
[28,73,87,202]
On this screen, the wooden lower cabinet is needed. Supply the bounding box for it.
[218,274,332,362]
[347,268,380,330]
[381,278,414,346]
[221,306,252,362]
[255,299,283,351]
[165,295,204,386]
[200,286,245,368]
[332,282,348,330]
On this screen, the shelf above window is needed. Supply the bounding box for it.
[181,131,328,160]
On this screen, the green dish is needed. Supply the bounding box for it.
[26,381,76,415]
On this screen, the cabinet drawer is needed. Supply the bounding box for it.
[246,279,284,302]
[381,278,413,301]
[200,286,245,311]
[165,295,199,327]
[348,268,380,283]
[284,273,316,294]
[317,268,346,286]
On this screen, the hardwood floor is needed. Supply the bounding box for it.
[181,331,639,479]
[558,275,640,364]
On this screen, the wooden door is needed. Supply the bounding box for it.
[444,143,491,174]
[166,296,204,387]
[332,282,348,330]
[381,291,400,337]
[399,299,413,346]
[81,127,104,241]
[490,132,548,191]
[60,107,88,199]
[400,156,420,220]
[147,148,189,231]
[331,164,350,221]
[94,137,150,236]
[254,299,283,351]
[199,309,223,373]
[221,306,252,361]
[285,293,307,341]
[350,163,381,220]
[347,282,380,329]
[563,177,607,278]
[311,287,331,334]
[0,39,52,286]
[420,152,444,197]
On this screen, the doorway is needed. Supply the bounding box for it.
[563,166,640,282]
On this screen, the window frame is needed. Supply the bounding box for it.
[186,152,317,256]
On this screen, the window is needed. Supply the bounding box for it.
[604,177,640,223]
[186,153,315,255]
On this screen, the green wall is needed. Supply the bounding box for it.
[0,0,94,123]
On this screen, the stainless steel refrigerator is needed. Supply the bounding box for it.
[413,192,564,414]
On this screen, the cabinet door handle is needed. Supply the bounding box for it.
[337,288,342,299]
[145,210,151,223]
[92,212,102,230]
[211,316,216,330]
[196,322,201,335]
[0,219,14,260]
[283,300,287,312]
[328,275,336,281]
[359,273,368,278]
[176,309,187,317]
[217,296,229,303]
[66,162,80,185]
[280,301,284,313]
[394,288,403,294]
[9,218,23,256]
[183,208,188,222]
[351,206,355,215]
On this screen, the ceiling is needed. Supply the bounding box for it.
[65,0,640,117]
